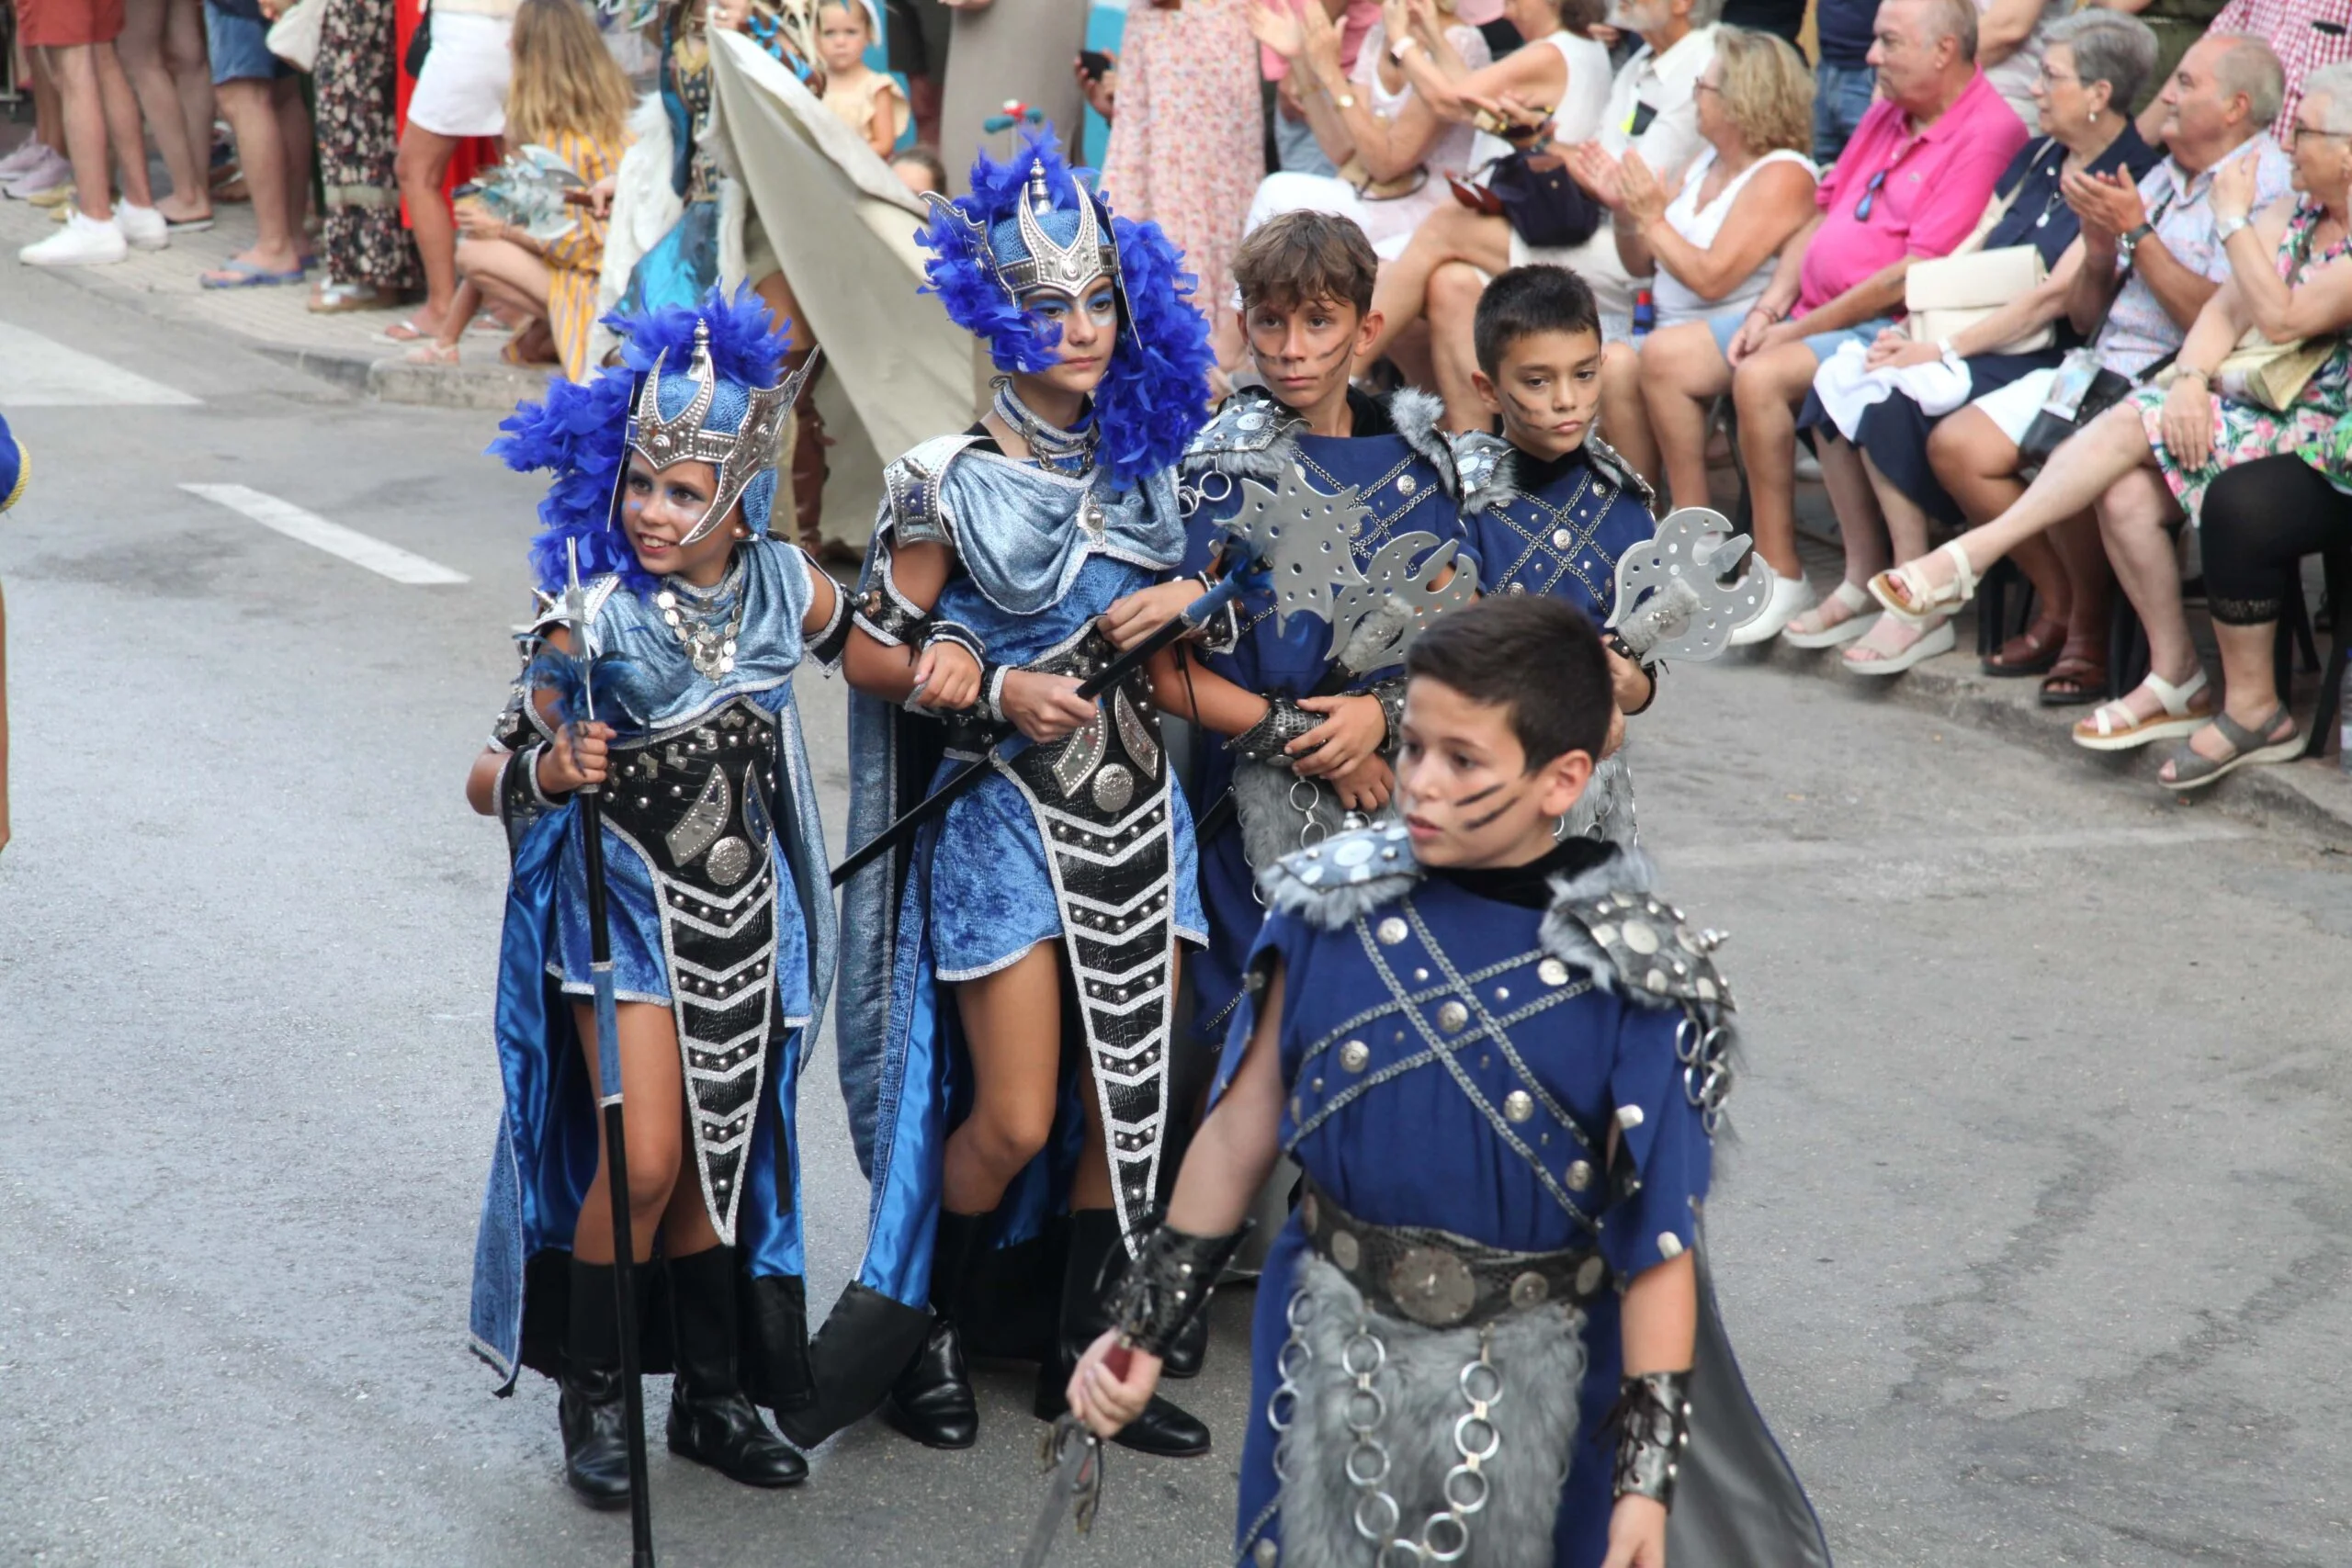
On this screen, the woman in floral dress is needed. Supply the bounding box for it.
[1094,0,1264,351]
[312,0,422,310]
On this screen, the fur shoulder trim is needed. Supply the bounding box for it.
[1451,430,1520,517]
[1385,389,1459,498]
[1182,389,1300,483]
[1538,850,1733,1011]
[1587,434,1657,509]
[1256,818,1423,931]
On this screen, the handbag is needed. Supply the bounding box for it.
[265,0,324,70]
[1453,148,1601,250]
[2151,209,2346,410]
[2016,352,2143,478]
[1905,244,2054,355]
[403,3,433,78]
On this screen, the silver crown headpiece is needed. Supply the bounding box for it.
[1001,160,1117,299]
[624,320,813,547]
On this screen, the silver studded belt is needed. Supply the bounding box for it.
[1299,1177,1610,1331]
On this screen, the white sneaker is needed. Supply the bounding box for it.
[1727,560,1818,646]
[0,140,53,179]
[116,202,169,251]
[20,210,128,267]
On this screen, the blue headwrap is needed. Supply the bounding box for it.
[492,285,793,596]
[917,128,1215,489]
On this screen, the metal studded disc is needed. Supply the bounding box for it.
[1091,763,1136,814]
[705,836,752,886]
[1376,917,1408,946]
[1622,919,1661,955]
[1330,1230,1361,1271]
[1510,1270,1550,1308]
[1340,1039,1371,1073]
[1387,1246,1476,1326]
[1436,1000,1469,1033]
[1576,1256,1607,1296]
[1566,1159,1594,1191]
[1538,957,1570,987]
[1503,1089,1533,1122]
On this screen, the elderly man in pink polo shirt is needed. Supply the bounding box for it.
[1639,0,2029,641]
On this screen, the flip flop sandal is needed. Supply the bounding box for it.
[1868,539,1979,625]
[379,318,431,343]
[1781,581,1880,649]
[402,341,462,366]
[1983,616,2065,677]
[2159,705,2301,791]
[2038,654,2108,707]
[2071,668,2211,750]
[1843,615,1954,677]
[200,257,306,289]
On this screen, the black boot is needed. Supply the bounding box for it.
[559,1258,633,1509]
[1035,1210,1212,1459]
[666,1247,808,1487]
[1160,1308,1210,1381]
[884,1210,987,1449]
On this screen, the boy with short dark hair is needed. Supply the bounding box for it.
[1064,594,1827,1568]
[1100,206,1471,1080]
[1454,264,1670,843]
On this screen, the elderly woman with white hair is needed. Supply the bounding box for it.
[1871,57,2352,762]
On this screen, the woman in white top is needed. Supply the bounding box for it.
[1583,27,1819,482]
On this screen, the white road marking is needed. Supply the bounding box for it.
[1669,820,2255,873]
[0,320,199,406]
[179,483,469,585]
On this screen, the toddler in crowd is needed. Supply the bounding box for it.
[816,0,909,159]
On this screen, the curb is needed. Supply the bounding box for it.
[1750,628,2352,842]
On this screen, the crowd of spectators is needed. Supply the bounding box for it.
[8,0,2351,784]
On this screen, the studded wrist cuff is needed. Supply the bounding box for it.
[922,619,986,663]
[1610,1370,1692,1510]
[524,742,566,809]
[1368,676,1408,750]
[853,574,932,649]
[1231,695,1321,763]
[979,661,1011,726]
[1105,1221,1252,1358]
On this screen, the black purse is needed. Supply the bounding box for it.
[403,5,433,77]
[1478,149,1603,249]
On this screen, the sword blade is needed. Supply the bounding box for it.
[1016,1420,1098,1568]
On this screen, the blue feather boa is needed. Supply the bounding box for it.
[918,128,1214,490]
[491,285,793,597]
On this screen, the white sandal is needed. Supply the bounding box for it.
[1780,581,1880,649]
[2071,668,2211,751]
[1868,540,1979,625]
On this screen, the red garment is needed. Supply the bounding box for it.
[393,0,503,225]
[2207,0,2352,130]
[17,0,126,47]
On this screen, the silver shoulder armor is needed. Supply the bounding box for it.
[881,433,980,548]
[1539,853,1731,1011]
[1255,818,1423,931]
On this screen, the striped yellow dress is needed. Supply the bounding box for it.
[542,128,628,381]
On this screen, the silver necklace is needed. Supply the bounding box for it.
[654,559,744,681]
[990,376,1098,477]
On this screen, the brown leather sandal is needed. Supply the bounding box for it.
[2038,651,2108,707]
[1983,615,2065,677]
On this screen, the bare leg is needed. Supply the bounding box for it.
[571,1000,689,1264]
[2160,619,2296,778]
[164,0,215,198]
[752,267,812,354]
[93,44,155,209]
[117,0,205,217]
[273,77,312,233]
[395,125,460,330]
[210,78,300,270]
[2045,508,2114,686]
[1640,321,1732,511]
[1386,317,1437,397]
[28,40,66,154]
[456,234,553,318]
[1729,341,1822,579]
[1818,434,1893,582]
[1425,260,1489,431]
[1598,341,1658,485]
[1360,205,1512,369]
[41,45,116,221]
[2091,468,2199,728]
[944,942,1069,1217]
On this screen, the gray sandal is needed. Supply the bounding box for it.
[2160,705,2301,792]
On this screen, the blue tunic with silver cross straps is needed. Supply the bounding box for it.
[1176,387,1468,1054]
[1213,823,1722,1568]
[1453,431,1657,619]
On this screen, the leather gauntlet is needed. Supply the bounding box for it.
[1103,1221,1251,1358]
[1368,676,1408,750]
[1610,1370,1692,1510]
[1230,695,1322,764]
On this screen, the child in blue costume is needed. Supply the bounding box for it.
[787,130,1223,1461]
[1452,265,1668,849]
[464,288,847,1508]
[1067,596,1829,1568]
[1100,209,1472,1074]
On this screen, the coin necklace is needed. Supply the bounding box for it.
[655,559,745,681]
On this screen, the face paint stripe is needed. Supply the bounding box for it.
[1463,792,1525,831]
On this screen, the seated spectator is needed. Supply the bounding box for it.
[1792,10,2164,679]
[1241,0,1603,258]
[1871,60,2352,758]
[392,0,519,338]
[2135,0,2352,140]
[2163,442,2352,785]
[1575,27,1823,478]
[818,0,909,159]
[406,0,633,378]
[1638,0,2029,645]
[1363,0,1719,356]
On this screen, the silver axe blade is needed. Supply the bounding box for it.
[1605,507,1766,664]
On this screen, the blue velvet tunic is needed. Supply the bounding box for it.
[1215,834,1713,1568]
[1177,388,1467,1051]
[1453,434,1657,621]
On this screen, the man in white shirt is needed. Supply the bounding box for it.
[1358,0,1720,418]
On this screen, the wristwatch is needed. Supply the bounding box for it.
[2117,220,2154,265]
[2214,213,2254,245]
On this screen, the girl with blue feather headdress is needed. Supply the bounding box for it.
[785,128,1223,1460]
[462,286,850,1506]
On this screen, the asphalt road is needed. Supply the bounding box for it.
[2,275,2347,1568]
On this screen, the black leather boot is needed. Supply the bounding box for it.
[1160,1307,1210,1380]
[1035,1210,1212,1459]
[559,1258,633,1509]
[884,1210,987,1449]
[666,1247,808,1487]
